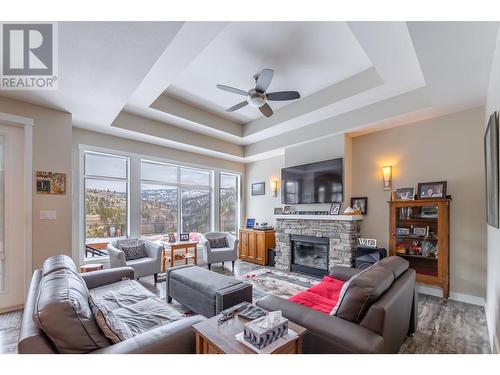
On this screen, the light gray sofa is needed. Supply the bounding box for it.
[107,238,162,282]
[203,232,239,271]
[18,255,205,354]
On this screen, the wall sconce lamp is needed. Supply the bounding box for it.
[271,180,279,197]
[382,166,392,191]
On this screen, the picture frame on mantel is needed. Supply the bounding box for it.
[329,202,341,215]
[251,182,265,196]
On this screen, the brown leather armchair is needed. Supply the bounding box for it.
[257,256,417,354]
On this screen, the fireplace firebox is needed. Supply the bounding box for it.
[290,235,329,277]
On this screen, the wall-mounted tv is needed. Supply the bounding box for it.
[281,158,343,204]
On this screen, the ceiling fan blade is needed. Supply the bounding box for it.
[255,69,274,92]
[267,91,301,101]
[259,103,273,118]
[226,101,248,112]
[216,84,248,96]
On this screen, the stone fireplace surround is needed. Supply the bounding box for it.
[274,214,363,273]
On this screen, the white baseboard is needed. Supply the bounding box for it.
[416,285,485,306]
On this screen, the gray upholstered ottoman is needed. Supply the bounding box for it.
[166,265,252,317]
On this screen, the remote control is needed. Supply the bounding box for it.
[220,301,250,317]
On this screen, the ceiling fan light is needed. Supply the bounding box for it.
[247,90,267,108]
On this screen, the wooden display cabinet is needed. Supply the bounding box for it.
[239,228,275,266]
[389,199,450,299]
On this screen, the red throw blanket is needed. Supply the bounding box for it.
[288,276,344,314]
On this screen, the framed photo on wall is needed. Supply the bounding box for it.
[251,182,265,196]
[350,197,367,215]
[36,171,67,195]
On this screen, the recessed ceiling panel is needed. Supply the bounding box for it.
[164,21,372,123]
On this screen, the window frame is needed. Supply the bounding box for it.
[81,150,130,256]
[218,172,240,235]
[140,160,214,240]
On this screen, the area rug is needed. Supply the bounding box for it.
[239,268,320,301]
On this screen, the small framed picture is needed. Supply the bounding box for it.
[180,233,190,242]
[168,233,176,243]
[397,227,410,236]
[350,197,368,215]
[395,187,415,201]
[417,181,447,199]
[413,227,428,236]
[246,218,256,228]
[420,206,438,218]
[36,171,67,195]
[358,238,377,248]
[251,182,265,196]
[330,202,341,215]
[274,207,284,215]
[283,205,292,214]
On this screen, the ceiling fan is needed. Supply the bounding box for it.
[216,68,300,118]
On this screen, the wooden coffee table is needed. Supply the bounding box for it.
[192,312,306,354]
[161,241,198,271]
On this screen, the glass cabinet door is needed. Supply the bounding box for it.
[395,204,439,277]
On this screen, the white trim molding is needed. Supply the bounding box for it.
[417,285,486,306]
[0,111,33,301]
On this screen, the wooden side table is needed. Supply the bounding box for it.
[161,241,198,271]
[80,263,104,273]
[192,312,306,354]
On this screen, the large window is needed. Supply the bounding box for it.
[181,168,211,236]
[84,152,129,243]
[140,161,213,240]
[140,161,178,236]
[81,149,240,260]
[219,173,239,235]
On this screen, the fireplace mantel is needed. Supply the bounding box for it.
[274,214,363,221]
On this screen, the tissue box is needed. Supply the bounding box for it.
[243,315,289,349]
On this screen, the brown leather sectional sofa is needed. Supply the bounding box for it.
[18,256,205,354]
[18,254,416,354]
[256,256,417,353]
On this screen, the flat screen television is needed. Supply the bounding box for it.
[281,158,343,204]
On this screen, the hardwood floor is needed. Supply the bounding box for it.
[0,260,491,354]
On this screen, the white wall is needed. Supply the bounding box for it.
[0,97,72,269]
[245,155,285,226]
[352,107,486,300]
[485,28,500,354]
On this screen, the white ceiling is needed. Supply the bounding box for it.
[0,21,498,163]
[165,22,372,122]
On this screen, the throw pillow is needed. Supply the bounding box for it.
[330,265,372,316]
[208,237,228,249]
[116,239,147,261]
[330,264,395,322]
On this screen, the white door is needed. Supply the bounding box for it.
[0,123,26,311]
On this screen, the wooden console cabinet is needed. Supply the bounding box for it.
[239,228,275,266]
[389,199,450,299]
